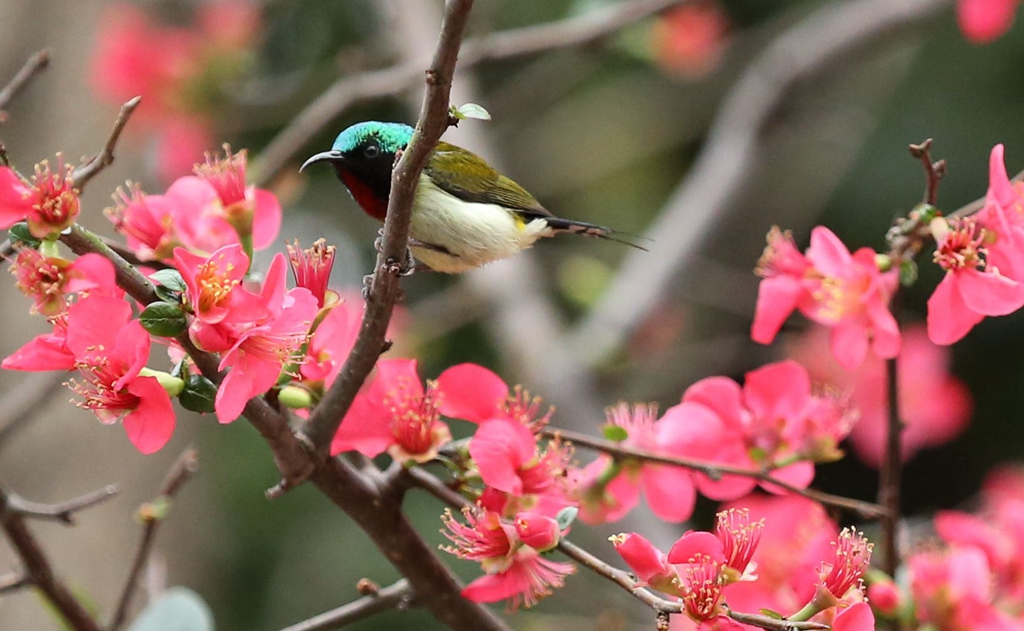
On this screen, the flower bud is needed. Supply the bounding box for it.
[610,532,677,593]
[515,512,560,552]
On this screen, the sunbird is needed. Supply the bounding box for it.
[301,121,634,274]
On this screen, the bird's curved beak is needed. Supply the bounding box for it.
[300,150,344,173]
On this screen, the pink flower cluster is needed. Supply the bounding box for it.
[90,0,262,180]
[107,146,281,262]
[0,159,80,239]
[568,360,855,525]
[612,499,874,631]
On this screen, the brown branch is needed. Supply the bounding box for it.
[279,579,416,631]
[725,608,830,631]
[71,96,141,192]
[252,0,684,186]
[908,138,946,207]
[557,539,682,614]
[0,372,68,451]
[296,0,475,460]
[0,485,104,631]
[109,448,199,631]
[0,49,50,117]
[570,0,953,366]
[545,427,888,518]
[5,484,119,525]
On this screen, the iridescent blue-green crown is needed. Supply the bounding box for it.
[331,121,413,154]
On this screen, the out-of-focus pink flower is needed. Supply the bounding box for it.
[64,295,175,453]
[11,250,119,316]
[192,146,281,250]
[866,579,900,616]
[753,226,900,370]
[436,363,553,430]
[831,602,875,631]
[926,217,1024,344]
[214,254,317,422]
[288,239,336,309]
[789,324,972,467]
[958,0,1020,43]
[154,118,214,185]
[650,1,730,79]
[198,0,262,49]
[331,359,452,463]
[0,161,80,238]
[610,532,679,593]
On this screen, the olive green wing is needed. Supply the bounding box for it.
[424,141,552,217]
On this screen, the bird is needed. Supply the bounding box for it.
[300,121,638,274]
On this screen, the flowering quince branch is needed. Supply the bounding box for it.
[4,483,119,525]
[0,49,50,119]
[542,427,889,518]
[71,95,141,192]
[109,448,199,631]
[277,579,416,631]
[0,484,104,631]
[295,0,475,464]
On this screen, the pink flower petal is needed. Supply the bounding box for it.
[958,267,1024,316]
[641,464,696,523]
[927,274,984,345]
[806,226,854,277]
[832,602,875,631]
[436,363,509,423]
[2,332,75,371]
[123,376,175,454]
[252,188,282,250]
[65,295,133,359]
[667,530,725,564]
[0,166,33,229]
[751,276,803,344]
[829,316,869,370]
[760,461,815,494]
[215,365,255,423]
[681,376,745,432]
[743,360,811,421]
[470,419,536,496]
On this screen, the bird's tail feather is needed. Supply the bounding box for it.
[545,217,650,251]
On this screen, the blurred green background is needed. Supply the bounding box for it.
[2,0,1023,628]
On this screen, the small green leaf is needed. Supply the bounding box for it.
[758,609,784,620]
[602,424,629,442]
[140,302,188,337]
[556,506,578,530]
[899,259,918,287]
[128,587,214,631]
[9,222,40,249]
[151,269,187,293]
[179,375,217,414]
[136,496,171,523]
[456,103,491,121]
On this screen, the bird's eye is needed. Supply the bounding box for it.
[364,144,380,159]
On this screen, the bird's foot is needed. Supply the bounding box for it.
[384,247,417,277]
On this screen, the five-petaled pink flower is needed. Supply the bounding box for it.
[11,250,120,316]
[64,295,175,453]
[752,226,900,369]
[0,161,80,238]
[174,244,266,335]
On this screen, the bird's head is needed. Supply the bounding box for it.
[301,121,412,185]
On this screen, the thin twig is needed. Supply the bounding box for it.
[295,0,475,462]
[71,96,141,192]
[908,138,946,207]
[108,448,199,631]
[570,0,952,366]
[5,485,119,525]
[545,427,888,518]
[0,372,68,451]
[725,608,830,631]
[279,579,416,631]
[0,49,50,117]
[0,485,104,631]
[0,571,30,594]
[252,0,684,186]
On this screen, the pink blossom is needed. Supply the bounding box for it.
[788,325,971,467]
[215,254,317,422]
[651,2,730,79]
[331,359,452,462]
[908,545,1021,630]
[442,507,516,573]
[174,244,266,331]
[514,512,561,552]
[678,555,737,628]
[866,579,901,616]
[192,146,281,250]
[436,363,553,430]
[288,239,336,309]
[469,418,569,496]
[64,295,175,453]
[958,0,1020,43]
[154,118,214,184]
[817,528,872,603]
[752,226,900,369]
[926,217,1024,344]
[0,161,80,238]
[11,250,119,316]
[668,509,763,585]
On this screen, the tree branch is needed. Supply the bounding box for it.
[0,49,50,117]
[297,0,475,458]
[71,96,141,192]
[109,448,199,631]
[908,138,946,207]
[544,427,888,518]
[0,485,104,631]
[252,0,685,186]
[279,579,416,631]
[5,484,119,525]
[570,0,952,366]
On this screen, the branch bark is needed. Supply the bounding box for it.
[278,579,415,631]
[71,96,141,192]
[5,484,119,525]
[0,49,50,116]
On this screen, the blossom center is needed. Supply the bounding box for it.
[195,260,239,312]
[934,219,987,273]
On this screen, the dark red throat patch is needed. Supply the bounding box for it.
[339,170,388,221]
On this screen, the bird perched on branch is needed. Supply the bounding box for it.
[301,121,637,274]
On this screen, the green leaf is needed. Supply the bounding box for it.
[899,260,918,287]
[602,424,629,442]
[9,222,40,249]
[758,609,784,620]
[140,302,188,338]
[179,375,217,414]
[128,587,214,631]
[455,103,491,121]
[556,506,578,530]
[151,269,187,293]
